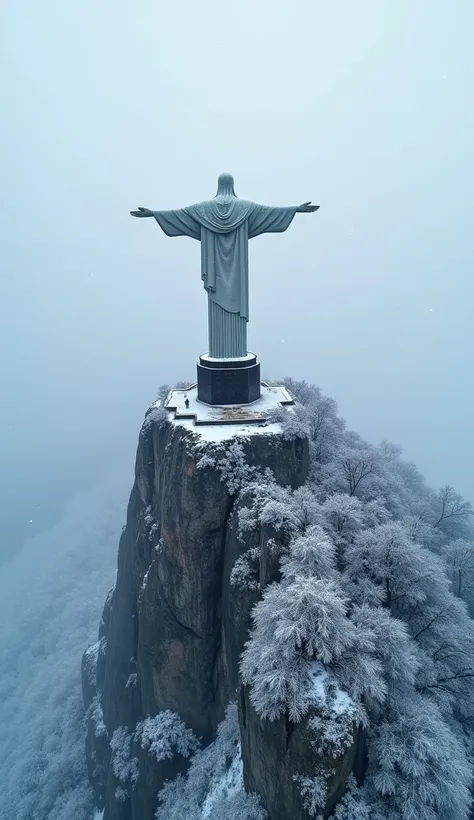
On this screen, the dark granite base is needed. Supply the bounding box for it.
[197,354,261,405]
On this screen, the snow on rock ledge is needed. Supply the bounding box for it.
[161,382,295,442]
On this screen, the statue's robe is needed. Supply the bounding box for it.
[153,198,297,358]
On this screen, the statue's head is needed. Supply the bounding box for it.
[215,173,236,198]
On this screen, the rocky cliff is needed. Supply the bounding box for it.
[82,405,364,819]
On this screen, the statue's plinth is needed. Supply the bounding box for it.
[197,353,261,406]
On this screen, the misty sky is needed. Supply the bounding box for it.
[1,0,473,557]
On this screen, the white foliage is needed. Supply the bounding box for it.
[89,694,107,738]
[110,727,139,785]
[442,538,474,599]
[135,710,200,762]
[344,605,420,706]
[83,640,100,690]
[238,481,320,543]
[156,705,267,820]
[344,522,445,611]
[369,695,472,820]
[208,790,268,820]
[196,452,217,470]
[307,668,359,759]
[239,380,474,820]
[308,709,354,759]
[339,444,380,498]
[280,526,337,583]
[216,442,256,494]
[361,497,391,528]
[240,576,359,721]
[230,547,261,591]
[267,404,312,440]
[403,514,438,547]
[320,493,364,543]
[293,773,327,818]
[143,406,169,431]
[330,776,371,819]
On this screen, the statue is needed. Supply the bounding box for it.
[131,173,319,359]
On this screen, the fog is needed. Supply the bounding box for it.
[1,0,473,560]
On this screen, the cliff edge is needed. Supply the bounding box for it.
[82,399,363,819]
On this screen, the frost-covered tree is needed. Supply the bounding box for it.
[433,485,473,537]
[280,526,338,584]
[240,576,360,721]
[442,538,474,601]
[366,694,472,820]
[238,381,474,820]
[135,711,200,762]
[110,727,139,788]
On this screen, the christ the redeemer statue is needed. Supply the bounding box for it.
[131,173,319,359]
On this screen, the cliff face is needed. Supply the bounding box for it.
[83,410,362,819]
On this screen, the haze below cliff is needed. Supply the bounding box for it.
[0,469,129,820]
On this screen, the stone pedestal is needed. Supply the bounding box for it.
[197,353,261,406]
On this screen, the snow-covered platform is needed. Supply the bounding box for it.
[163,382,294,427]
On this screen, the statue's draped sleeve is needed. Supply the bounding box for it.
[152,209,201,240]
[247,205,298,239]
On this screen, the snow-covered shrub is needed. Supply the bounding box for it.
[293,773,327,818]
[196,452,217,470]
[197,442,255,494]
[110,727,139,786]
[230,547,261,591]
[156,704,267,820]
[330,776,370,819]
[267,404,312,440]
[135,711,199,762]
[83,640,100,690]
[209,790,268,820]
[143,406,169,431]
[115,786,128,802]
[89,693,107,738]
[238,480,314,542]
[217,442,256,494]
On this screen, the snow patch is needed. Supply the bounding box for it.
[201,748,244,818]
[308,663,354,715]
[160,383,294,443]
[200,353,256,363]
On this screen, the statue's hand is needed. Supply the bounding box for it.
[296,201,320,213]
[130,207,154,218]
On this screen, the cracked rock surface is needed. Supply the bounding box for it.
[83,411,312,819]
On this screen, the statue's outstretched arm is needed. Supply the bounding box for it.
[130,207,154,218]
[296,202,320,213]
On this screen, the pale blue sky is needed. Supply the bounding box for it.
[1,0,473,554]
